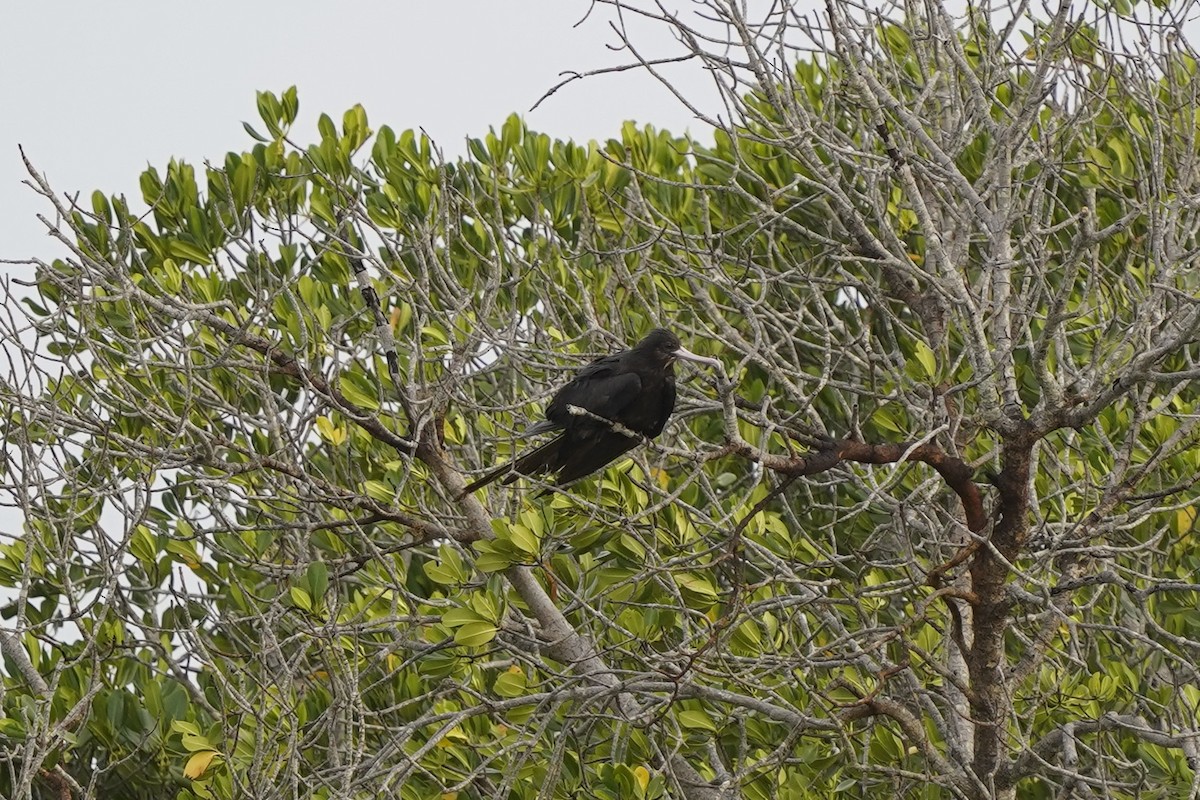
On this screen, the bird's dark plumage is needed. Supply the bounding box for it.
[463,329,720,494]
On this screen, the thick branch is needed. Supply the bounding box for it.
[729,434,985,536]
[423,431,725,800]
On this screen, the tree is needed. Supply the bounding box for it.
[3,1,1200,798]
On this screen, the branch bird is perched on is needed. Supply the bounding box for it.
[463,329,721,494]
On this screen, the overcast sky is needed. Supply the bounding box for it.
[8,1,1188,268]
[0,1,747,267]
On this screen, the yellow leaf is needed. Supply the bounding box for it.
[436,726,469,748]
[184,750,220,779]
[912,340,936,379]
[1174,506,1197,536]
[650,468,669,489]
[634,766,651,791]
[316,416,346,446]
[443,416,463,444]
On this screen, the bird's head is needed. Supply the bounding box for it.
[636,328,722,369]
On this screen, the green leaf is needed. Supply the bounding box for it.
[171,720,202,737]
[732,619,763,651]
[424,562,460,585]
[473,540,514,573]
[256,90,283,137]
[281,86,299,125]
[242,121,268,142]
[424,546,466,585]
[310,190,335,226]
[615,533,646,561]
[506,524,539,558]
[912,340,936,379]
[442,607,488,628]
[130,525,158,568]
[306,562,328,601]
[678,710,718,732]
[167,238,211,266]
[91,190,112,224]
[289,586,313,612]
[362,480,393,503]
[675,573,720,606]
[454,621,498,646]
[317,113,337,141]
[339,373,380,411]
[421,324,449,345]
[165,535,201,569]
[106,690,125,730]
[493,667,527,698]
[174,722,216,753]
[343,103,369,147]
[501,113,523,152]
[872,407,904,434]
[474,552,512,573]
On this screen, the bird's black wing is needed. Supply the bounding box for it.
[518,355,643,438]
[649,375,677,437]
[541,360,648,486]
[463,356,642,494]
[544,356,643,428]
[460,434,566,495]
[520,419,561,438]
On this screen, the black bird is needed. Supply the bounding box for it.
[463,329,720,494]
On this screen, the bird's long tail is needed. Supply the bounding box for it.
[461,435,565,495]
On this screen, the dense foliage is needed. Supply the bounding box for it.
[2,3,1200,799]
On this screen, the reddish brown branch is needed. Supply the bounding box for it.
[731,437,985,528]
[832,440,987,534]
[38,769,73,800]
[726,435,987,591]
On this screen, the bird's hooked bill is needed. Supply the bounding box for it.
[672,346,722,370]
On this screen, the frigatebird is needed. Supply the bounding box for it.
[463,329,721,493]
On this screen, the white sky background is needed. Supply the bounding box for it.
[6,1,1196,266]
[0,0,743,268]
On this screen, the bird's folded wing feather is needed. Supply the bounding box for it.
[460,434,565,494]
[546,367,642,427]
[651,377,677,437]
[520,419,560,437]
